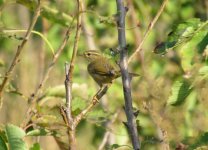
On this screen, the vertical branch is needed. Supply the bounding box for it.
[0,1,41,108]
[69,0,83,78]
[116,0,140,149]
[63,0,83,149]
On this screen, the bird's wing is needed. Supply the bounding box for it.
[88,59,117,76]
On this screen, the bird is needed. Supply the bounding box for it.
[81,50,138,87]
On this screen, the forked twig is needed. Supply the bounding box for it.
[128,0,169,64]
[63,0,83,149]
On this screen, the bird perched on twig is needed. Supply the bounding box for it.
[81,50,138,87]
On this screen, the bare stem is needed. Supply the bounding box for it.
[128,0,169,64]
[0,1,41,109]
[69,0,83,79]
[74,85,109,126]
[116,0,140,149]
[63,0,83,149]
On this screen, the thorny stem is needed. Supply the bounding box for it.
[116,0,140,149]
[0,1,41,109]
[128,0,169,64]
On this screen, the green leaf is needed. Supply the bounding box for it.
[87,108,109,122]
[5,124,27,150]
[179,27,208,71]
[167,80,192,106]
[0,135,7,150]
[29,143,41,150]
[109,144,132,150]
[72,97,87,115]
[27,128,53,136]
[189,132,208,149]
[199,66,208,76]
[110,144,120,149]
[154,19,208,56]
[0,59,4,67]
[44,85,65,98]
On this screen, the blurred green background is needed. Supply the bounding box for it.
[0,0,208,149]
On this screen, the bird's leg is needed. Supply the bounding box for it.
[92,84,109,104]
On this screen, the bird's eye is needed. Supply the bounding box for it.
[87,53,90,56]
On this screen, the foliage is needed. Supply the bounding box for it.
[0,0,208,149]
[0,124,27,150]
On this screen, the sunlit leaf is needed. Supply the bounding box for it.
[72,97,87,115]
[5,124,27,150]
[0,59,4,67]
[189,132,208,149]
[27,128,55,136]
[109,144,132,150]
[154,19,208,56]
[29,143,41,150]
[44,85,65,98]
[0,135,7,150]
[167,80,192,106]
[199,66,208,76]
[87,108,109,122]
[32,115,59,127]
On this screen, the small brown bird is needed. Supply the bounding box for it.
[82,50,138,87]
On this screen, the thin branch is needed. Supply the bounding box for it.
[116,0,140,149]
[64,63,73,123]
[68,0,83,79]
[2,29,55,55]
[21,17,75,128]
[128,0,169,64]
[63,0,83,149]
[74,85,109,126]
[0,1,41,108]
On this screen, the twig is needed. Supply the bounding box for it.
[64,63,76,150]
[116,0,140,149]
[74,85,109,126]
[64,63,73,124]
[128,0,169,64]
[127,0,145,73]
[21,16,75,128]
[63,0,83,149]
[68,0,83,79]
[0,0,41,108]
